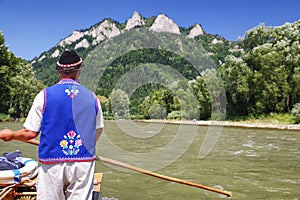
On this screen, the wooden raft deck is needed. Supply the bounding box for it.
[0,173,103,200]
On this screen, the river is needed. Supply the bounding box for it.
[0,121,299,200]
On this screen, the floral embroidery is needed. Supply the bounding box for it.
[65,85,79,98]
[60,130,82,156]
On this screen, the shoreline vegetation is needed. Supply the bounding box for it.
[139,119,300,130]
[1,114,300,131]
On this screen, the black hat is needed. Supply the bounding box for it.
[56,50,83,71]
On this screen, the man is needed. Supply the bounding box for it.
[0,50,104,199]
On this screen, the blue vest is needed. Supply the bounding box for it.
[39,79,98,164]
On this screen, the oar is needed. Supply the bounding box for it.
[24,139,232,198]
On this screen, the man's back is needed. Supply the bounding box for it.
[39,78,98,164]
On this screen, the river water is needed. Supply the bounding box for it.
[0,121,299,200]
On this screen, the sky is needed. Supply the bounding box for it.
[0,0,299,60]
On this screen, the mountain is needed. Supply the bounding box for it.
[31,11,240,88]
[31,11,225,62]
[125,11,145,30]
[149,14,180,34]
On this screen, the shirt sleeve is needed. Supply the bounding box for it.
[23,90,44,132]
[96,98,104,129]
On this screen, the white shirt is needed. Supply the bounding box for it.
[24,90,104,132]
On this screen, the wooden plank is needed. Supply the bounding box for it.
[0,173,103,200]
[0,187,14,200]
[92,173,103,200]
[14,191,37,196]
[93,173,103,192]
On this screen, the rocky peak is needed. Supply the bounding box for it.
[58,30,85,47]
[34,12,209,62]
[75,38,90,49]
[88,19,121,44]
[187,24,204,38]
[57,20,121,49]
[125,11,145,30]
[149,14,180,34]
[211,38,224,44]
[51,49,60,58]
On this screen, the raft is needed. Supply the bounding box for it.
[0,158,103,200]
[0,157,38,186]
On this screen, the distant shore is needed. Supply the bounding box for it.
[139,119,300,130]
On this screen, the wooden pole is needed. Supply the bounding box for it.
[24,139,40,146]
[24,139,232,198]
[97,155,232,197]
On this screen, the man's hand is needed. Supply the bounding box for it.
[0,129,13,142]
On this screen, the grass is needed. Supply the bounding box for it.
[227,113,295,125]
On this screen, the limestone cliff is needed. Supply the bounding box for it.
[125,11,145,30]
[149,14,180,34]
[187,24,204,38]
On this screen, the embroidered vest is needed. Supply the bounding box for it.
[39,79,98,164]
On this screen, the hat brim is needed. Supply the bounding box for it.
[56,63,83,71]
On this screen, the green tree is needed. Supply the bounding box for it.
[292,67,300,105]
[219,55,251,116]
[0,32,44,117]
[291,103,300,123]
[109,89,130,118]
[139,88,179,119]
[189,76,211,120]
[201,69,226,120]
[221,20,300,116]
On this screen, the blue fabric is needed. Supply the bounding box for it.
[0,151,24,170]
[13,169,21,183]
[23,159,34,165]
[39,79,98,163]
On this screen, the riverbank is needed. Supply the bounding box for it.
[140,119,300,130]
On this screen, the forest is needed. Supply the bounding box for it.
[1,19,300,123]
